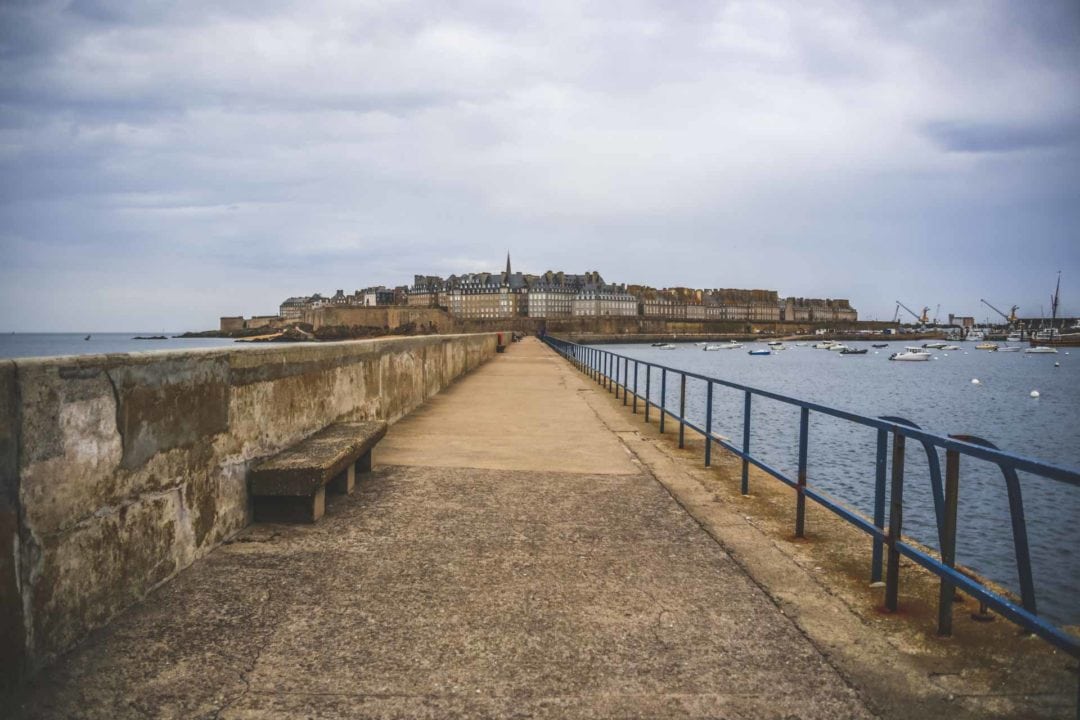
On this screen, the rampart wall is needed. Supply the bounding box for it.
[0,333,499,682]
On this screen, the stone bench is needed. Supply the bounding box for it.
[249,420,387,523]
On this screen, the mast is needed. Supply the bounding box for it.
[1050,271,1060,322]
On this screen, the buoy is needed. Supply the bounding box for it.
[1054,362,1060,367]
[1030,390,1040,398]
[971,378,980,384]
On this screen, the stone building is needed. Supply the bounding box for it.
[781,298,857,323]
[572,288,638,317]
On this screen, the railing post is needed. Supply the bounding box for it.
[885,431,906,612]
[678,374,686,449]
[617,358,626,403]
[705,381,713,467]
[606,352,612,392]
[872,428,888,582]
[795,407,809,535]
[938,447,960,636]
[623,358,629,406]
[632,361,639,414]
[659,368,666,433]
[741,391,752,494]
[645,365,651,423]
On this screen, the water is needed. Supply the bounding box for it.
[604,341,1080,626]
[0,332,246,359]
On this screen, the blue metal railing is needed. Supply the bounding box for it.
[544,336,1080,667]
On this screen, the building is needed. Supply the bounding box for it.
[408,276,445,308]
[572,288,638,317]
[524,286,577,318]
[781,297,857,323]
[279,297,309,322]
[445,255,526,319]
[360,286,395,307]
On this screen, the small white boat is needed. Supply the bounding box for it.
[655,343,676,350]
[889,349,932,362]
[923,342,948,349]
[1024,346,1058,354]
[1006,332,1023,344]
[942,345,960,351]
[702,344,724,351]
[967,328,986,342]
[715,341,743,350]
[767,341,784,346]
[827,344,850,352]
[813,341,836,349]
[997,346,1023,352]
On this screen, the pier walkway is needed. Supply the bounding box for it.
[15,338,871,719]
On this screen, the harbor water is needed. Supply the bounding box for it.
[606,341,1080,627]
[1,332,258,359]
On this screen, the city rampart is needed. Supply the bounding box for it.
[0,333,499,683]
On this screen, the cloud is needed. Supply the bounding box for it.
[921,120,1078,153]
[0,0,1078,330]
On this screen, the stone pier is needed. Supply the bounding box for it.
[10,337,874,718]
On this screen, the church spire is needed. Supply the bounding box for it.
[505,252,511,280]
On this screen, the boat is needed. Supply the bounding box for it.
[655,343,676,350]
[767,341,784,347]
[942,345,960,351]
[996,346,1023,352]
[840,348,868,355]
[889,349,932,362]
[748,349,771,356]
[702,344,724,351]
[922,342,948,349]
[871,343,889,349]
[84,335,91,341]
[813,341,836,349]
[975,342,998,351]
[1006,332,1023,344]
[1024,346,1058,354]
[966,328,986,342]
[827,344,850,352]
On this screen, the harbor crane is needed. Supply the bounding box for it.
[980,299,1019,325]
[895,300,930,325]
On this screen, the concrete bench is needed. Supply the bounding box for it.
[249,420,387,523]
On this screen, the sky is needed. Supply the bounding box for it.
[1,0,1078,331]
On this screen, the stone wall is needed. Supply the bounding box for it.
[303,306,457,333]
[0,333,499,683]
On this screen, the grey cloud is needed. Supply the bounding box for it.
[922,120,1078,153]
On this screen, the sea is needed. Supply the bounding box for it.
[604,340,1079,627]
[0,332,261,359]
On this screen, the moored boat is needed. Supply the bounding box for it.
[871,343,889,348]
[748,349,771,356]
[1024,346,1058,354]
[840,348,868,355]
[976,342,998,351]
[997,346,1022,352]
[889,349,932,362]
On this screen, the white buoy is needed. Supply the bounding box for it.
[1030,390,1040,398]
[1054,362,1060,367]
[971,378,980,384]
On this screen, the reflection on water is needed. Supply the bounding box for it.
[607,341,1080,626]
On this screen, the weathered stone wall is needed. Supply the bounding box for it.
[0,333,498,683]
[303,306,456,333]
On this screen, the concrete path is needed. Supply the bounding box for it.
[14,338,872,719]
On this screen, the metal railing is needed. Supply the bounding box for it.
[545,336,1080,668]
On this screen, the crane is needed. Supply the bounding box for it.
[979,299,1019,325]
[895,300,929,325]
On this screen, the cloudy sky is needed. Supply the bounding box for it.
[1,0,1078,331]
